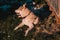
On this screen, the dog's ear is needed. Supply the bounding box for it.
[23,3,26,8]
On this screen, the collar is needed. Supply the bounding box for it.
[22,11,31,19]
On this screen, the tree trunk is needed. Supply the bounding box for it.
[45,0,60,24]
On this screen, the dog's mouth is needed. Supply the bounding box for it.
[18,16,21,18]
[16,13,21,18]
[16,13,20,15]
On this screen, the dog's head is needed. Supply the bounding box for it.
[15,4,30,18]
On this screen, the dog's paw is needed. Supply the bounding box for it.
[14,27,19,30]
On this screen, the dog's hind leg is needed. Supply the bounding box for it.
[14,22,24,30]
[24,23,34,36]
[34,18,39,24]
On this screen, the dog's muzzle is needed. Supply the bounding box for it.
[15,10,22,18]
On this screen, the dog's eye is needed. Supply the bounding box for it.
[19,7,23,10]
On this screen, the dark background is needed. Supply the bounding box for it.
[0,0,60,40]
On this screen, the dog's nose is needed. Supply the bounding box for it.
[15,10,20,13]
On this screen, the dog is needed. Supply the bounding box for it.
[14,4,39,36]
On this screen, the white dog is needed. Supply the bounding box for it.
[14,4,39,36]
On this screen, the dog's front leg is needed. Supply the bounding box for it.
[14,22,24,30]
[24,23,34,36]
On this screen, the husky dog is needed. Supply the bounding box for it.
[14,4,39,36]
